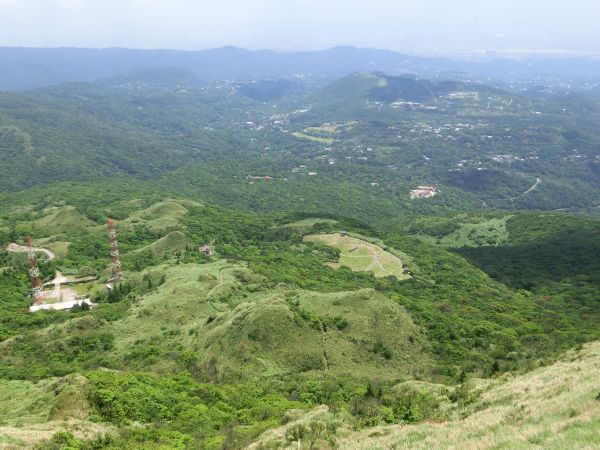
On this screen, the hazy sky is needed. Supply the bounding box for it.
[0,0,598,54]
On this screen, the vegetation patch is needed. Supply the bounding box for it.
[129,231,190,258]
[33,206,96,233]
[304,233,410,279]
[335,341,600,449]
[413,215,512,248]
[291,131,334,144]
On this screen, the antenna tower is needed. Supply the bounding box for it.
[25,235,45,304]
[107,218,122,283]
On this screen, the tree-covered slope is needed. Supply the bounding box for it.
[2,70,599,215]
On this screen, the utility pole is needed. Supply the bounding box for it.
[107,218,122,284]
[25,235,45,304]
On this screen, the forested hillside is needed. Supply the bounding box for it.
[1,70,599,218]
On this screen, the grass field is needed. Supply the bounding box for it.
[304,233,410,279]
[292,131,335,144]
[412,215,512,248]
[44,241,71,259]
[117,199,199,231]
[129,199,197,231]
[129,230,190,257]
[33,206,95,233]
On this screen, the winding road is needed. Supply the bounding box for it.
[508,177,542,201]
[7,243,79,303]
[6,243,55,261]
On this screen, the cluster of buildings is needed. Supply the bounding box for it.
[410,186,439,199]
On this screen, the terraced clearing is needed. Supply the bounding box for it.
[291,131,334,144]
[304,233,410,279]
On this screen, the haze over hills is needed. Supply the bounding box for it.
[2,46,600,91]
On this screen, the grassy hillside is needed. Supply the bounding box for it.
[0,184,598,448]
[251,340,600,449]
[1,192,597,380]
[0,54,599,449]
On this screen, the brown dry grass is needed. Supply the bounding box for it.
[336,341,600,449]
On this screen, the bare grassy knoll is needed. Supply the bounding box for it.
[0,375,113,449]
[304,233,410,279]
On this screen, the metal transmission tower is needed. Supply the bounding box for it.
[107,218,122,283]
[25,235,45,304]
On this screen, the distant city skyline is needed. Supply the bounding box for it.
[0,0,598,56]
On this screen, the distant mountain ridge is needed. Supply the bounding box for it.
[316,72,501,104]
[2,45,600,90]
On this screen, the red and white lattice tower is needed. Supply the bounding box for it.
[25,235,45,304]
[107,218,122,282]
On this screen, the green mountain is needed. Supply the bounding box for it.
[1,70,599,216]
[0,61,599,449]
[3,46,600,90]
[0,183,598,448]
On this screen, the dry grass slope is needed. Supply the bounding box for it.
[336,341,600,449]
[0,375,113,449]
[33,206,95,233]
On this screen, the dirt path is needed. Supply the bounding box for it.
[508,177,541,201]
[6,243,55,261]
[206,267,230,312]
[206,268,226,300]
[367,254,393,276]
